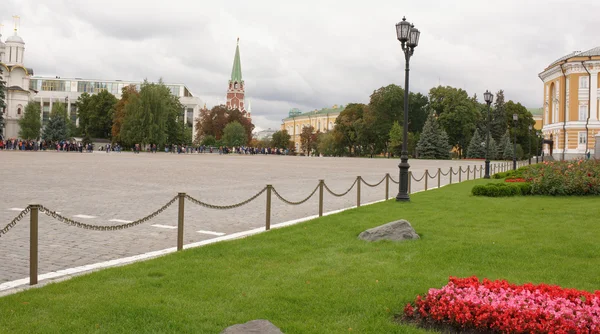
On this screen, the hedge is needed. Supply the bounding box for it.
[472,182,532,197]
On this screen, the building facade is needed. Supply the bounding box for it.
[281,105,345,151]
[0,23,203,141]
[539,47,600,159]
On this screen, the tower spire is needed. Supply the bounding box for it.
[13,15,20,34]
[230,38,242,82]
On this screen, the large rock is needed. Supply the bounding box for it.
[358,220,419,242]
[221,320,284,334]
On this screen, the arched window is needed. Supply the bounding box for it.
[17,108,22,115]
[234,82,238,89]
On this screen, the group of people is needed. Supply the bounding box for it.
[0,138,93,152]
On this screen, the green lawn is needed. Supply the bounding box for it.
[1,180,600,333]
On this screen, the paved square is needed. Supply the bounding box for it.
[0,151,490,286]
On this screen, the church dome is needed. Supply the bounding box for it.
[6,34,24,44]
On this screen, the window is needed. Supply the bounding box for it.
[41,80,69,92]
[580,76,589,89]
[42,102,50,124]
[579,105,588,121]
[17,107,21,115]
[579,132,587,146]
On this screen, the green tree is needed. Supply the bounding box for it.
[0,69,6,138]
[416,114,440,159]
[80,90,117,139]
[317,131,343,156]
[333,103,366,155]
[222,121,247,147]
[42,104,69,143]
[271,130,291,149]
[429,86,481,158]
[500,130,514,160]
[488,136,498,160]
[490,90,506,143]
[466,129,485,158]
[201,135,216,146]
[18,103,42,140]
[112,85,138,144]
[504,100,536,150]
[436,130,452,159]
[388,121,403,157]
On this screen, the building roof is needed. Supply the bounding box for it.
[284,105,346,120]
[8,85,28,92]
[6,32,24,44]
[527,107,543,116]
[546,46,600,68]
[230,39,243,83]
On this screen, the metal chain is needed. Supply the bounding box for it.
[389,176,399,184]
[38,196,178,231]
[323,179,358,197]
[272,184,319,205]
[452,168,460,175]
[411,173,426,182]
[440,170,450,176]
[0,207,31,237]
[185,186,267,210]
[361,175,387,187]
[426,170,437,178]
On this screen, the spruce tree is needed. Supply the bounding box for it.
[467,129,486,158]
[488,136,498,160]
[416,113,440,159]
[0,69,6,139]
[436,129,452,159]
[497,130,509,159]
[490,90,506,143]
[502,130,515,160]
[42,104,69,143]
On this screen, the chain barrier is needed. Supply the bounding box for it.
[0,207,31,237]
[323,179,358,197]
[272,184,319,205]
[440,169,451,176]
[38,196,178,231]
[389,176,399,184]
[361,175,387,187]
[426,170,438,178]
[411,173,426,182]
[185,187,267,210]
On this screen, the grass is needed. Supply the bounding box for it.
[1,179,600,333]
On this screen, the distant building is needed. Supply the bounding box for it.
[527,108,543,130]
[281,105,344,151]
[254,128,277,141]
[538,47,600,159]
[0,19,202,141]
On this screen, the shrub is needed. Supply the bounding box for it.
[523,159,600,196]
[471,182,524,197]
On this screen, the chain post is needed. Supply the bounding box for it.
[30,204,39,286]
[408,171,412,194]
[266,185,272,230]
[438,168,441,188]
[356,176,361,207]
[385,173,389,200]
[318,180,324,217]
[449,167,453,184]
[424,170,428,191]
[459,167,462,183]
[177,193,185,251]
[467,167,470,180]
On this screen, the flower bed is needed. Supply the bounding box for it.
[505,178,526,183]
[404,276,600,333]
[523,160,600,195]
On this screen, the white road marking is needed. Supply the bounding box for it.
[73,214,97,219]
[196,230,226,236]
[109,219,133,223]
[151,224,177,229]
[9,208,25,211]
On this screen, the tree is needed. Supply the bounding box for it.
[201,135,216,146]
[408,92,429,134]
[500,130,514,160]
[42,103,69,143]
[0,69,6,138]
[80,90,117,139]
[227,108,255,143]
[366,85,404,155]
[490,90,506,143]
[271,130,291,149]
[18,103,42,140]
[388,121,403,157]
[466,129,486,159]
[333,103,366,155]
[196,105,228,140]
[436,130,452,159]
[429,86,481,158]
[416,113,450,159]
[488,136,498,160]
[504,100,536,150]
[300,125,317,155]
[112,85,138,143]
[222,121,247,147]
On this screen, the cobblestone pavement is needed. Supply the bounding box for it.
[0,151,508,284]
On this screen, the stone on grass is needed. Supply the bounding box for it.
[221,320,284,334]
[358,220,419,242]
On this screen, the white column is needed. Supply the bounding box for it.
[590,71,598,120]
[39,97,43,124]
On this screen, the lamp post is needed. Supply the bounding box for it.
[512,113,518,170]
[483,90,494,178]
[395,16,420,202]
[528,125,532,165]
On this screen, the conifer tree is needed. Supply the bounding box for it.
[487,136,498,160]
[501,130,514,160]
[466,129,485,158]
[436,129,452,159]
[416,114,440,159]
[490,90,506,142]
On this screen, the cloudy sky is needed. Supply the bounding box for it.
[2,0,599,131]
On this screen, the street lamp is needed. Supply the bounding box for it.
[483,90,494,178]
[528,125,532,165]
[395,16,420,202]
[512,113,518,170]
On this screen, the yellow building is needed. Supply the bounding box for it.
[527,108,543,130]
[281,105,345,151]
[538,47,600,159]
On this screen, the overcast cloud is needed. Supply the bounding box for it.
[2,0,599,131]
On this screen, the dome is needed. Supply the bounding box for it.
[6,34,24,44]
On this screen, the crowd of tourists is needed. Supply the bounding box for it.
[0,138,94,152]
